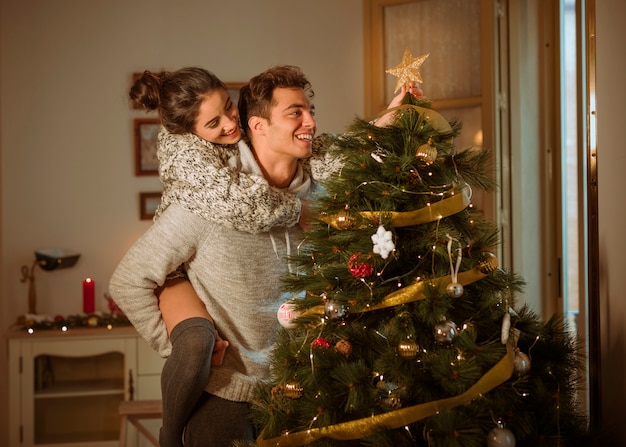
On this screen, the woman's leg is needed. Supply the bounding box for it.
[184,392,255,447]
[158,280,216,447]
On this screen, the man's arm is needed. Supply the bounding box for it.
[109,205,209,357]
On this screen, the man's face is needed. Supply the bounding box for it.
[262,87,316,161]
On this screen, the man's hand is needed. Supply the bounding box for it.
[375,81,425,127]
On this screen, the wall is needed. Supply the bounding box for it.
[0,0,363,443]
[596,0,626,439]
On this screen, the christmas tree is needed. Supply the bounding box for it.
[249,53,595,447]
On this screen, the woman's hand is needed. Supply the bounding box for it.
[211,330,229,366]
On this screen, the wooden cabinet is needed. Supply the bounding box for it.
[7,326,165,447]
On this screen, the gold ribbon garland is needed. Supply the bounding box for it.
[320,183,472,231]
[257,344,515,447]
[374,103,454,135]
[300,253,497,319]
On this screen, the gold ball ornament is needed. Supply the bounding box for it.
[284,381,304,399]
[397,340,419,359]
[478,252,498,274]
[335,339,353,358]
[335,209,355,230]
[416,138,437,165]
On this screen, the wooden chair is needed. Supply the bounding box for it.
[118,399,163,447]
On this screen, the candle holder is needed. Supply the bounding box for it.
[20,249,81,315]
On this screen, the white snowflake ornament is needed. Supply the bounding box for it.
[371,225,395,259]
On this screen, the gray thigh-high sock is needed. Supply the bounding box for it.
[159,317,215,447]
[184,392,255,447]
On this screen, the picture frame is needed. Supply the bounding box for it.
[134,118,161,176]
[139,192,162,220]
[225,82,246,104]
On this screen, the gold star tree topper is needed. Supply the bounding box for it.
[386,49,429,93]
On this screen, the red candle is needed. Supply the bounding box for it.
[83,278,95,314]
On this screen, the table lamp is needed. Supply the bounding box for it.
[20,248,81,314]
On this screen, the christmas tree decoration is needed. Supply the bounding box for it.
[434,319,458,344]
[501,311,512,344]
[415,137,438,164]
[347,253,374,278]
[324,299,348,320]
[487,421,517,447]
[385,48,429,93]
[397,339,419,359]
[311,337,331,349]
[445,282,464,298]
[250,55,593,447]
[371,224,395,259]
[445,234,464,298]
[283,381,304,399]
[335,339,353,358]
[277,301,300,329]
[513,349,531,376]
[334,207,355,230]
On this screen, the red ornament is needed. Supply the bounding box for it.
[311,337,331,349]
[347,253,374,278]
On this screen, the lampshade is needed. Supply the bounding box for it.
[35,249,81,271]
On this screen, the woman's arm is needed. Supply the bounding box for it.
[157,130,301,233]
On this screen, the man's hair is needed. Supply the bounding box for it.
[238,65,314,136]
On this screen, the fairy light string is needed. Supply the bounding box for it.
[257,344,516,447]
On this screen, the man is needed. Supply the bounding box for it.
[109,65,317,447]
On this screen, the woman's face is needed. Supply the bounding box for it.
[193,89,241,145]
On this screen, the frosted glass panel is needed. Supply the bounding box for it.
[383,0,481,103]
[440,106,483,151]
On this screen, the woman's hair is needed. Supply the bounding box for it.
[129,67,226,134]
[238,65,314,136]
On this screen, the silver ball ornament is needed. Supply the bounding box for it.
[434,320,458,343]
[514,350,531,376]
[487,423,516,447]
[324,300,349,320]
[446,282,464,298]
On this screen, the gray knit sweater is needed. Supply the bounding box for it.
[109,143,311,402]
[156,129,342,232]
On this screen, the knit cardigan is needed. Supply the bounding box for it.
[155,128,342,233]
